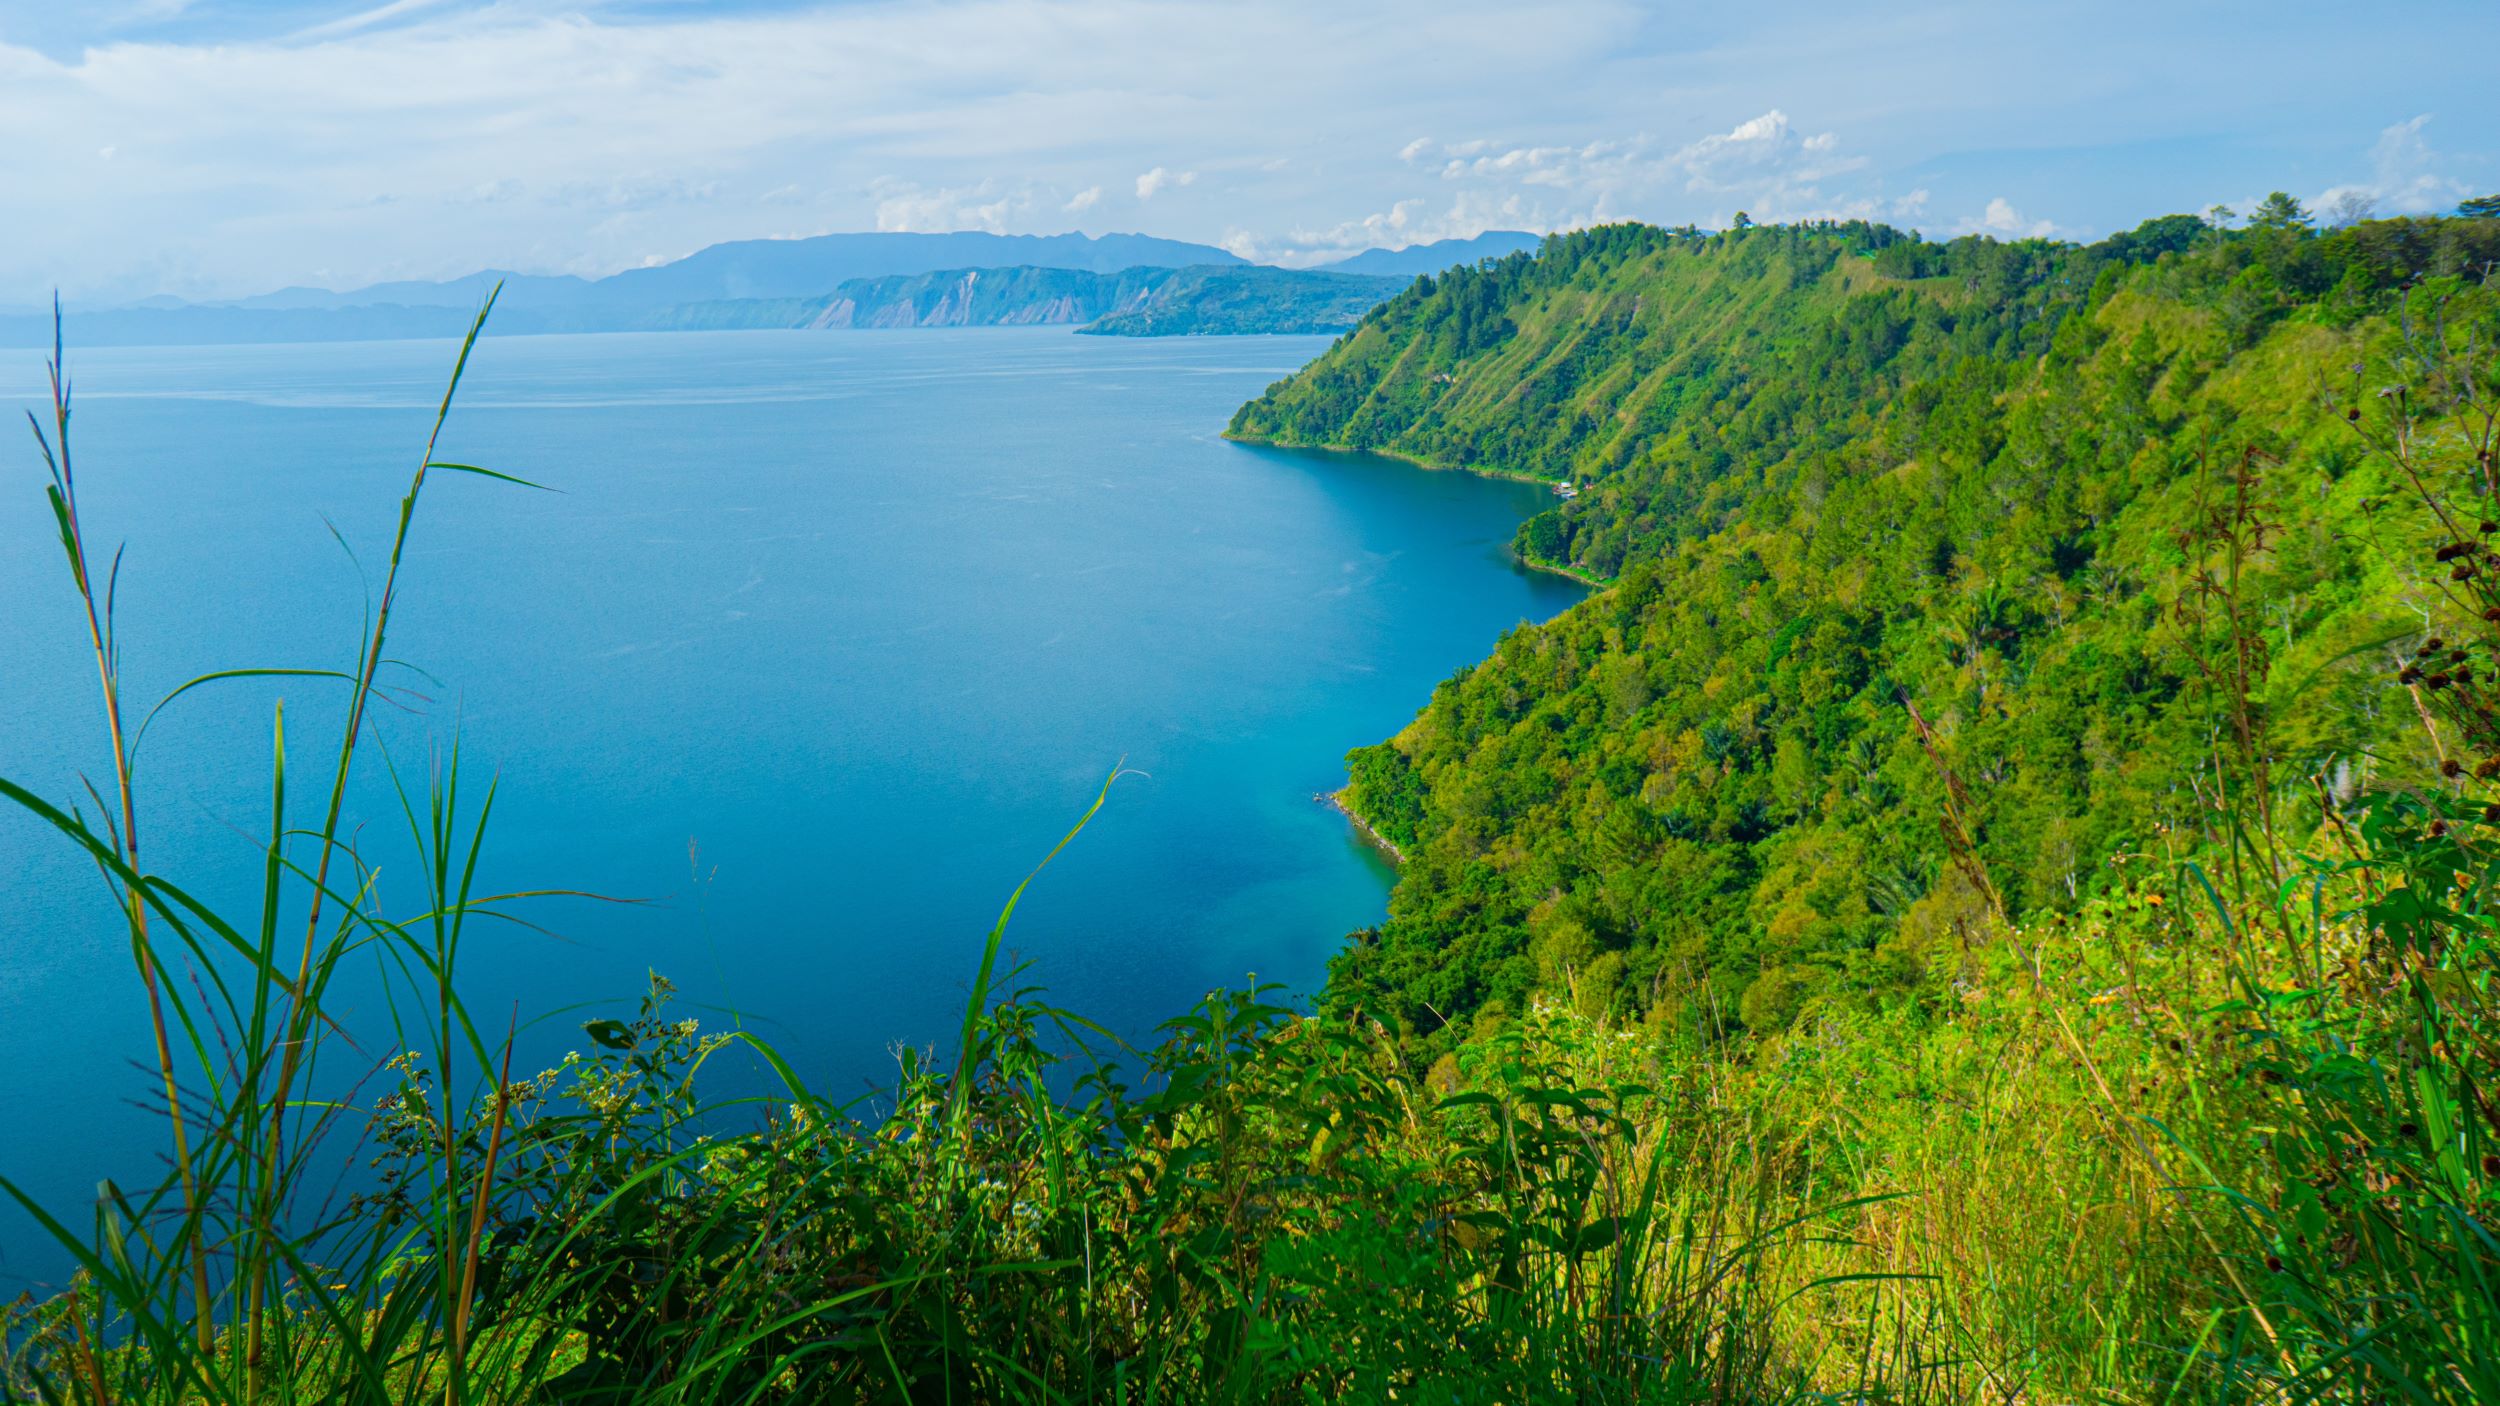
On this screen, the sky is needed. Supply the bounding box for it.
[0,0,2491,304]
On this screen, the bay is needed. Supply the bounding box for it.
[0,327,1582,1287]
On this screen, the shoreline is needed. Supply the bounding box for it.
[1223,432,1618,588]
[1318,787,1405,864]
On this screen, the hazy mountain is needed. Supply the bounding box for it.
[213,232,1248,314]
[1320,231,1542,276]
[0,261,1398,347]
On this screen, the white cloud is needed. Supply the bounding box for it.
[1063,184,1102,212]
[1398,136,1432,162]
[1667,110,1863,197]
[871,179,1027,233]
[1135,166,1195,200]
[1958,196,2058,239]
[1220,188,1570,266]
[286,0,462,43]
[2309,114,2466,219]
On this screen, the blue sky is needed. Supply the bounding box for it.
[0,0,2490,302]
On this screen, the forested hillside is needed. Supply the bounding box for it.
[1232,211,2500,1051]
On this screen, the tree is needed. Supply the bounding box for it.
[2248,190,2312,232]
[2461,194,2500,220]
[1731,211,1754,231]
[2324,190,2378,227]
[2204,205,2237,250]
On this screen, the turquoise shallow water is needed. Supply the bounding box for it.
[0,327,1581,1287]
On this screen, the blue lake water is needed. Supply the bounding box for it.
[0,328,1582,1288]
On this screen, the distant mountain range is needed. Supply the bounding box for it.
[0,229,1541,346]
[219,231,1249,312]
[1320,231,1543,275]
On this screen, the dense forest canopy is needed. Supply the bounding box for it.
[1232,204,2500,1055]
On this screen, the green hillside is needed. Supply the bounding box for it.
[1232,212,2500,1051]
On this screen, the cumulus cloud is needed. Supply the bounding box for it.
[2311,114,2467,221]
[1398,136,1432,162]
[1135,166,1195,200]
[1374,111,1898,239]
[1957,196,2059,239]
[871,179,1028,233]
[1220,188,1568,266]
[1063,184,1102,212]
[1666,110,1861,197]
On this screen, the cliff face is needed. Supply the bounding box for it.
[795,265,1403,333]
[803,266,1177,328]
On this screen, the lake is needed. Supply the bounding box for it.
[0,327,1582,1288]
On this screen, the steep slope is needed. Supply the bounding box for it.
[1234,215,2500,1051]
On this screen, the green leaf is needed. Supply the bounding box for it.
[583,1018,637,1050]
[425,461,557,492]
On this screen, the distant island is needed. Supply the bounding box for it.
[1,228,1541,347]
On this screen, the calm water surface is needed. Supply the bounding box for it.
[0,328,1581,1286]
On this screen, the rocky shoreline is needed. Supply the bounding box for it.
[1317,787,1404,863]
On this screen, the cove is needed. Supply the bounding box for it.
[0,327,1584,1287]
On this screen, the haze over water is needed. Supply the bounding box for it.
[0,327,1582,1287]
